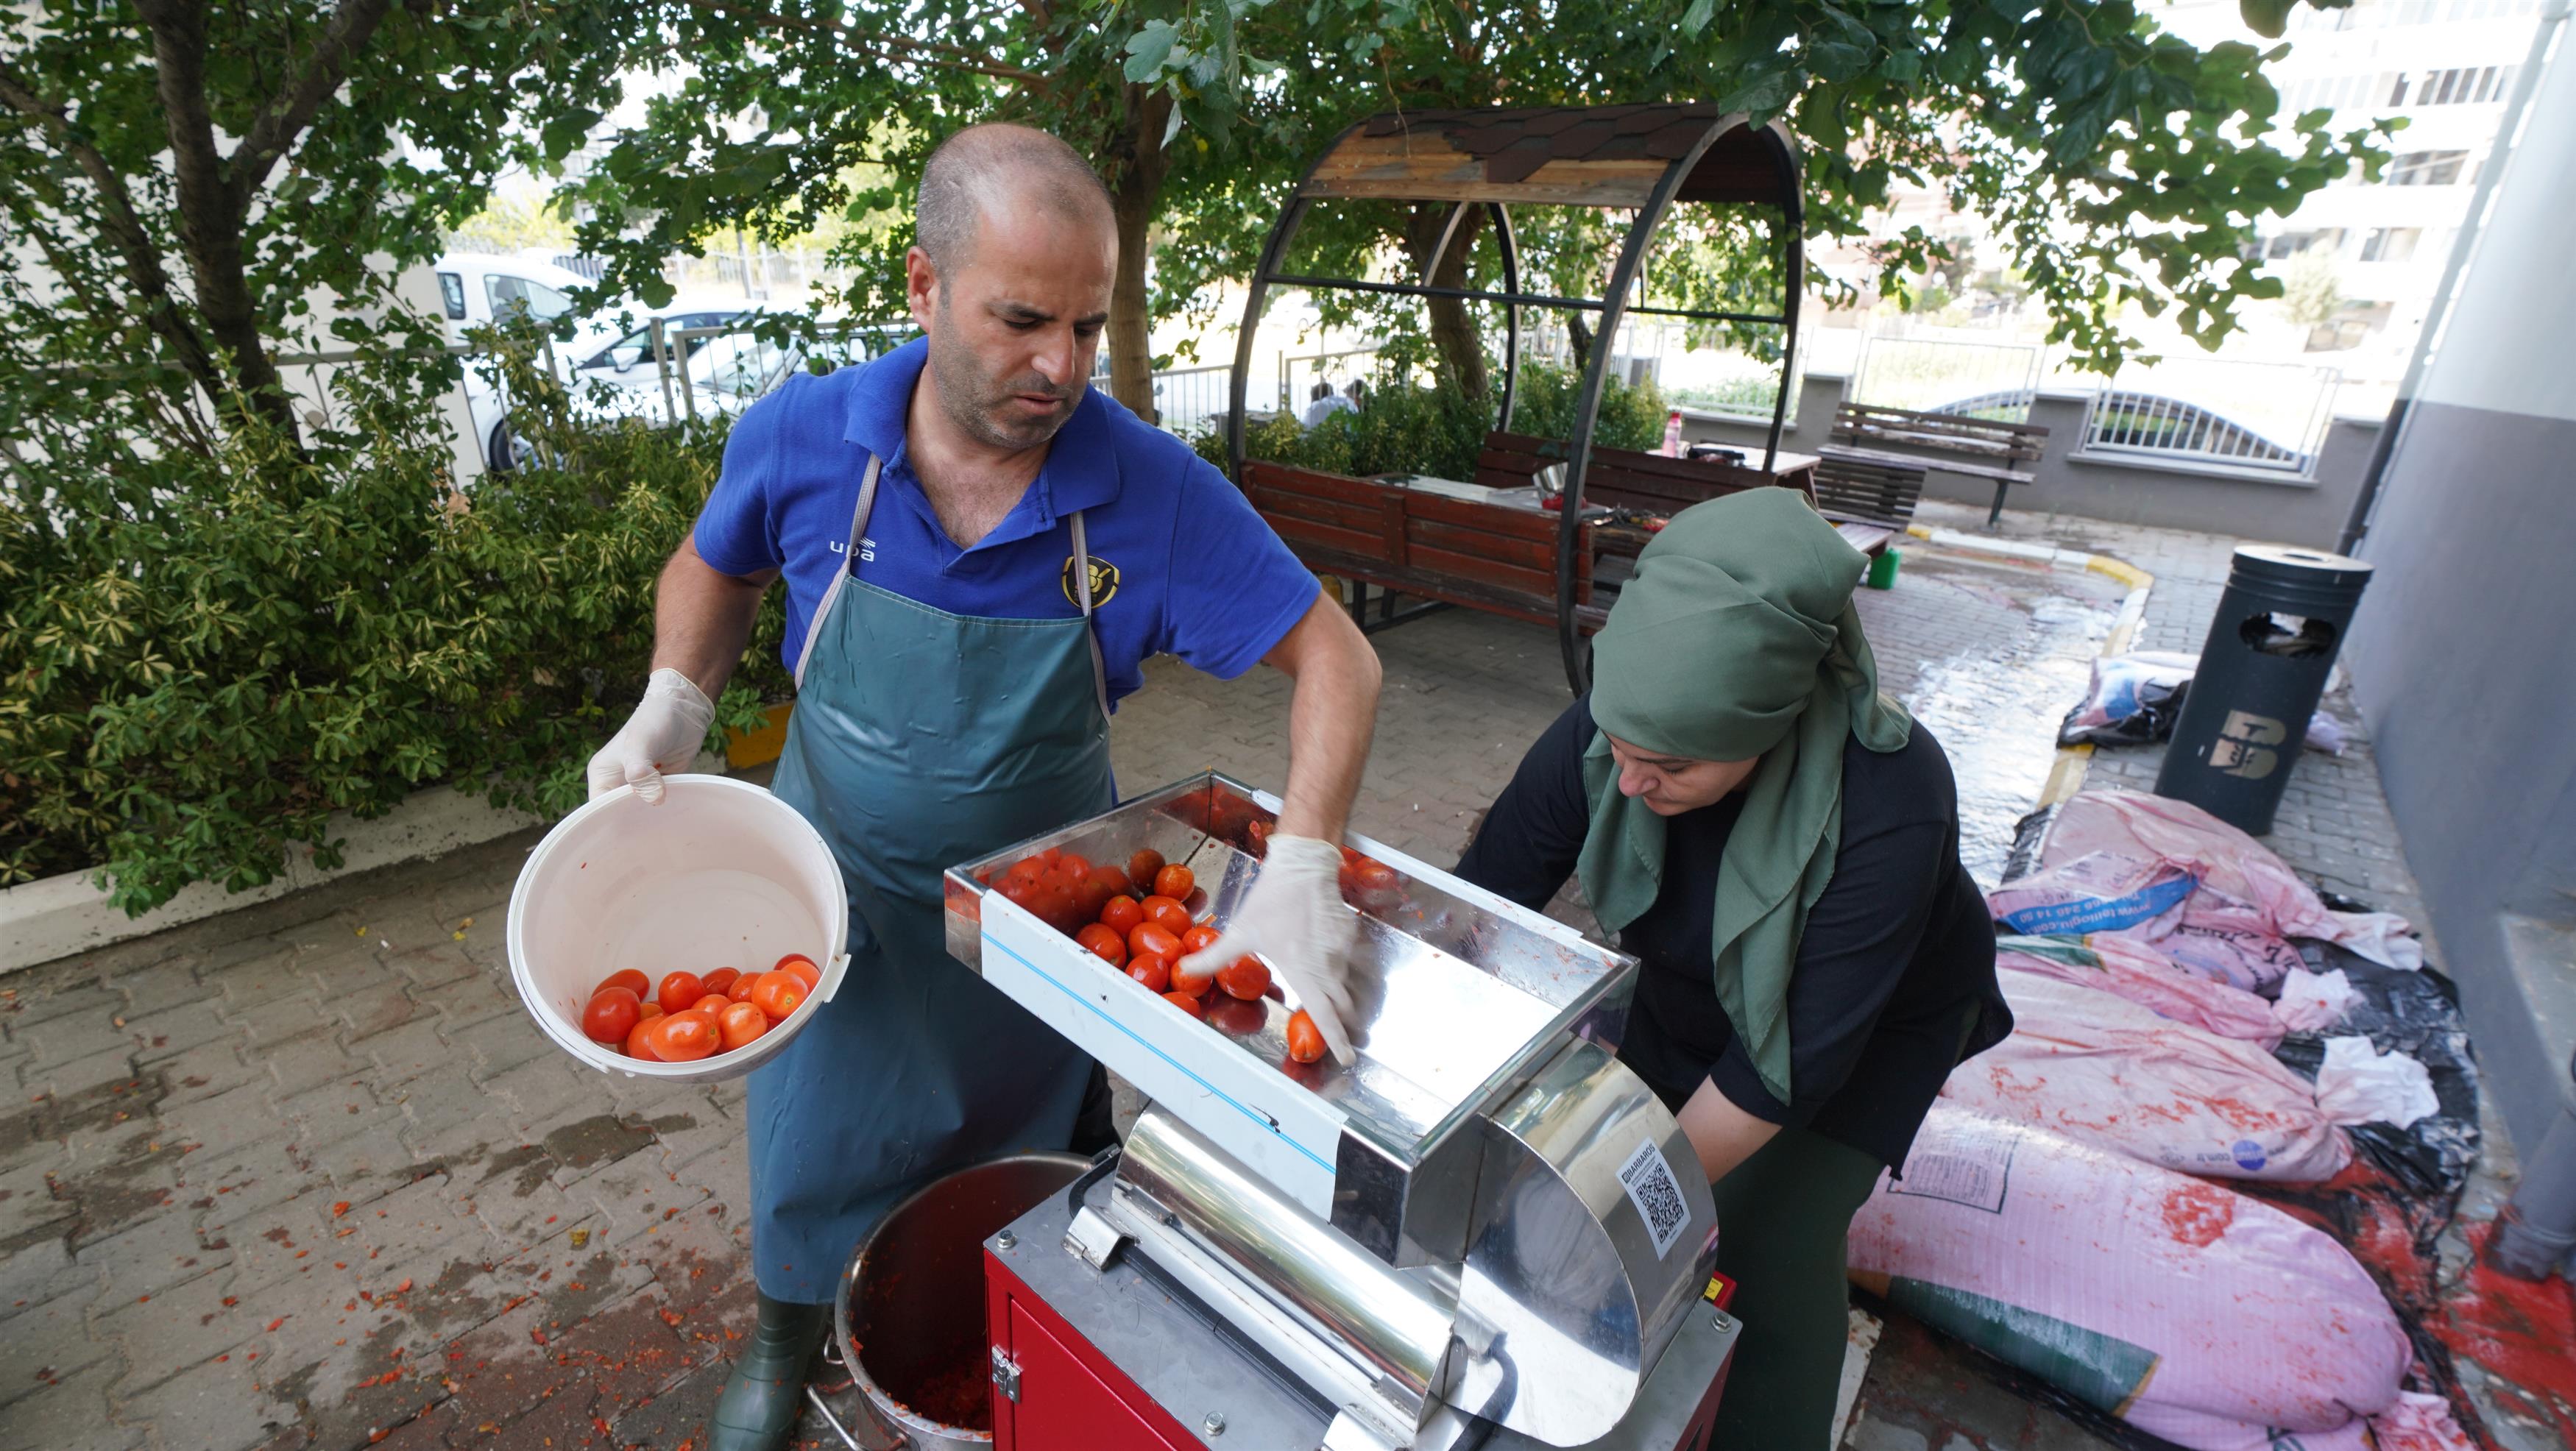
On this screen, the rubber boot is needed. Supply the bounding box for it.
[708,1293,829,1451]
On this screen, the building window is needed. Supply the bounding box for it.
[2385,149,2470,186]
[2390,66,2513,105]
[2264,229,2346,259]
[2283,71,2392,114]
[2358,228,2422,263]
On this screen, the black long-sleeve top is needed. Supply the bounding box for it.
[1454,698,2008,1168]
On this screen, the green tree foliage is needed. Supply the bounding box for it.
[573,0,2388,408]
[0,344,787,907]
[0,0,636,447]
[0,0,730,905]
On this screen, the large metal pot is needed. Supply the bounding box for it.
[828,1152,1090,1449]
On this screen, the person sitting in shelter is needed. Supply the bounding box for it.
[1301,378,1357,428]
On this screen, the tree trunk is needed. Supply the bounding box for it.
[1103,84,1171,422]
[134,0,303,441]
[1403,203,1489,400]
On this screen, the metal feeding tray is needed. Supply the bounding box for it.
[943,772,1637,1264]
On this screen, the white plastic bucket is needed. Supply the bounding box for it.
[507,774,850,1082]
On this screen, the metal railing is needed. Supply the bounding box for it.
[1278,347,1381,414]
[1143,363,1233,438]
[2078,358,2341,476]
[1848,332,2045,421]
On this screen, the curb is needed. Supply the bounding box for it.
[0,751,728,978]
[1900,525,2156,811]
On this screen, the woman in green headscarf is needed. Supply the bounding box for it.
[1455,487,2007,1450]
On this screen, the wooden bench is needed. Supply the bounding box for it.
[1819,402,2048,528]
[1242,458,1600,634]
[1483,430,1890,560]
[1809,452,1922,557]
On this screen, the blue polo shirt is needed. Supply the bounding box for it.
[691,338,1321,704]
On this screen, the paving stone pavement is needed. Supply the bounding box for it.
[0,500,2490,1451]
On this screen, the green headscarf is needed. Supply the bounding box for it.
[1577,488,1912,1104]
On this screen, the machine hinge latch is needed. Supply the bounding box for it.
[990,1345,1022,1403]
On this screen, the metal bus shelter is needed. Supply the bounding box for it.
[1224,103,1806,691]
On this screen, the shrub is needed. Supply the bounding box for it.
[1192,361,1667,480]
[0,345,785,912]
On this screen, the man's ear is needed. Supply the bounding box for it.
[904,246,939,330]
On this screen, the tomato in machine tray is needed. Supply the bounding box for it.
[577,951,818,1062]
[991,841,1400,1082]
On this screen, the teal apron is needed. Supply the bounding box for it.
[751,453,1114,1302]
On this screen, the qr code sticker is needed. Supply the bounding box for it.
[1617,1139,1691,1260]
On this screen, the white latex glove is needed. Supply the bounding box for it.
[586,667,716,805]
[1178,834,1366,1065]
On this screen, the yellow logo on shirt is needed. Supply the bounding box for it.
[1062,553,1120,608]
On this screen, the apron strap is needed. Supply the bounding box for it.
[793,453,883,689]
[1069,509,1112,726]
[799,453,1108,725]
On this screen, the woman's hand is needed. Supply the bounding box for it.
[1677,1077,1784,1185]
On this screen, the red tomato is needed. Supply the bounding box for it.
[1217,957,1271,1001]
[701,968,742,998]
[1125,954,1172,993]
[1245,820,1272,857]
[729,972,762,1004]
[1153,864,1195,901]
[594,969,650,1000]
[649,1012,718,1062]
[1128,922,1182,963]
[1168,954,1217,998]
[1128,849,1165,887]
[1055,852,1091,879]
[684,994,727,1021]
[1207,995,1267,1036]
[659,971,707,1013]
[1284,1009,1328,1064]
[1075,923,1128,967]
[636,1000,665,1022]
[581,987,640,1045]
[1179,924,1222,958]
[1027,886,1077,933]
[749,970,809,1023]
[1088,865,1133,899]
[623,1018,663,1060]
[1141,895,1190,934]
[1163,991,1208,1020]
[1099,895,1145,935]
[774,954,822,991]
[719,1001,770,1053]
[1340,859,1400,907]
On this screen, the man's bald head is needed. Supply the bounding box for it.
[916,123,1114,276]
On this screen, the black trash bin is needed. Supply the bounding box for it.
[2154,544,2372,834]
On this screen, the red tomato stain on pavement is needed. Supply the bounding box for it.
[2435,1223,2576,1447]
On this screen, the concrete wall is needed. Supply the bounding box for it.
[2343,21,2576,1154]
[1680,373,2379,548]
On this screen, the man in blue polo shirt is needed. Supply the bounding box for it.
[584,124,1383,1450]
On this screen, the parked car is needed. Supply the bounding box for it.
[432,252,745,471]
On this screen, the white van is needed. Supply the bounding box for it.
[431,252,744,469]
